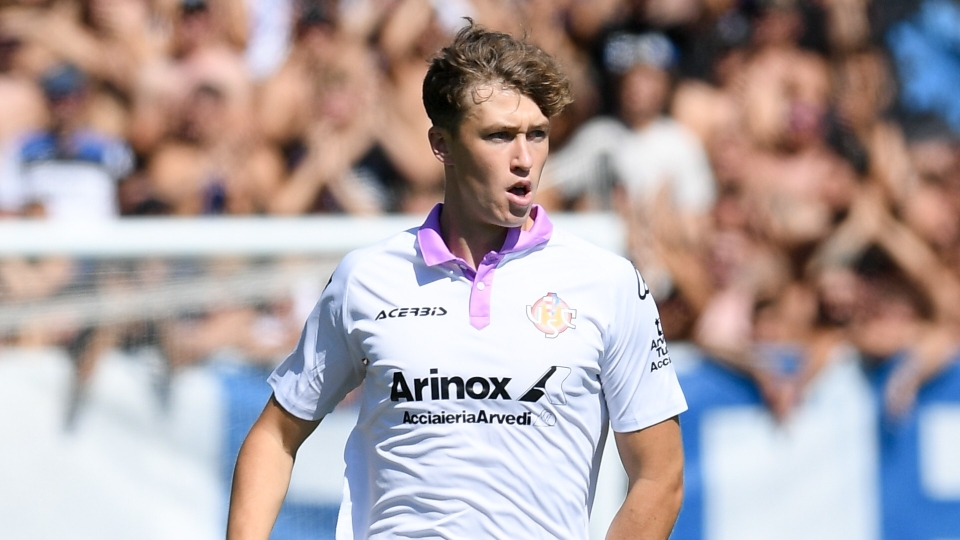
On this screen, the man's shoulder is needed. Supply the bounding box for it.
[334,227,421,284]
[544,227,634,279]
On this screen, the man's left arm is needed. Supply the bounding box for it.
[606,416,684,540]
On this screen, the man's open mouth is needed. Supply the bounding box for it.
[508,182,531,196]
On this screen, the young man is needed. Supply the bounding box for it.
[228,22,687,540]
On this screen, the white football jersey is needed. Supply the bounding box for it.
[269,205,688,539]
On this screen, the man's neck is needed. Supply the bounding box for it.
[439,206,533,270]
[439,209,507,270]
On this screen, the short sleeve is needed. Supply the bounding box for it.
[268,261,367,421]
[600,261,687,433]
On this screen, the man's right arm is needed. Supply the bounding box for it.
[227,395,321,540]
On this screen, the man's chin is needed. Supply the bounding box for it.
[506,205,533,226]
[507,205,533,230]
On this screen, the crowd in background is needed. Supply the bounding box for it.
[2,0,960,422]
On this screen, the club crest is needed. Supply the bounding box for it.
[527,293,577,338]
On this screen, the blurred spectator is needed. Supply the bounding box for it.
[0,26,48,219]
[0,0,957,423]
[0,0,135,92]
[884,0,960,136]
[670,4,749,150]
[147,77,283,215]
[542,30,715,308]
[172,0,247,58]
[128,0,251,156]
[725,2,859,255]
[258,2,387,214]
[832,49,917,207]
[812,186,960,418]
[901,124,960,267]
[0,62,133,220]
[257,0,343,146]
[372,0,448,212]
[543,31,715,216]
[0,61,135,427]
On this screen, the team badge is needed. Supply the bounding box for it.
[527,293,577,338]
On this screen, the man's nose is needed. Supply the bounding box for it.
[511,136,533,171]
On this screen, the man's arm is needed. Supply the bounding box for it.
[606,416,684,540]
[227,395,321,540]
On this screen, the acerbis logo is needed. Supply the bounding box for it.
[376,306,447,320]
[527,293,577,338]
[390,366,571,405]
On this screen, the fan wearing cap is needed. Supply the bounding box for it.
[0,63,133,220]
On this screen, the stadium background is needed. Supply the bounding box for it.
[2,0,960,539]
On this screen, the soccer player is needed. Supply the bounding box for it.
[228,21,687,540]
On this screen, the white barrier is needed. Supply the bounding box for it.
[0,213,625,257]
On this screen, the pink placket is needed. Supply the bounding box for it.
[417,204,553,329]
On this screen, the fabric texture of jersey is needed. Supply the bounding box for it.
[268,204,688,540]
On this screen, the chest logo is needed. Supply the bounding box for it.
[527,293,577,338]
[375,306,447,320]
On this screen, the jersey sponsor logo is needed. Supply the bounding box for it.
[526,293,577,338]
[650,317,671,371]
[390,366,570,403]
[402,410,533,426]
[390,366,571,427]
[375,306,448,320]
[400,409,561,428]
[518,366,571,405]
[650,357,672,371]
[391,368,512,401]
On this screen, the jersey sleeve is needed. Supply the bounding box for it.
[268,260,367,421]
[599,260,688,433]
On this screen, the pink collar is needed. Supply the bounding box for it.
[416,204,553,267]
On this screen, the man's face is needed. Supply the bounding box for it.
[431,85,550,229]
[618,64,669,128]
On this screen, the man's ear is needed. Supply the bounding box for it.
[428,126,452,165]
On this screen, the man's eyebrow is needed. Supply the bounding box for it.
[485,123,518,131]
[484,122,550,132]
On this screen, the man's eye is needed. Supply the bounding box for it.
[486,132,510,141]
[528,130,548,141]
